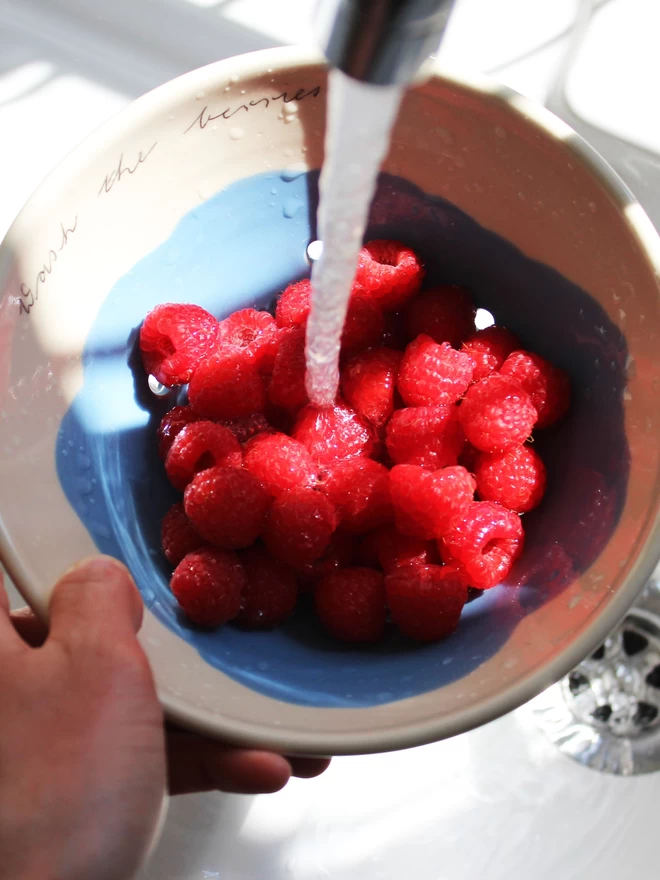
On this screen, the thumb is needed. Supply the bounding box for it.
[48,555,144,652]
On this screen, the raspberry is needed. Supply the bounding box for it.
[268,327,308,413]
[475,445,547,513]
[386,405,465,469]
[263,487,338,567]
[140,303,220,386]
[165,421,243,491]
[275,278,311,329]
[341,289,385,355]
[184,466,271,549]
[189,347,265,421]
[292,403,374,466]
[157,405,201,460]
[458,443,481,474]
[170,547,245,627]
[161,502,205,566]
[341,347,402,426]
[404,285,476,348]
[244,431,316,497]
[458,374,537,453]
[354,240,424,310]
[315,568,386,643]
[295,533,357,588]
[382,310,408,350]
[217,308,280,373]
[321,459,393,535]
[461,326,521,382]
[218,412,271,444]
[360,526,438,574]
[439,501,524,589]
[385,564,468,642]
[500,350,570,428]
[389,464,476,540]
[398,335,475,407]
[235,546,298,628]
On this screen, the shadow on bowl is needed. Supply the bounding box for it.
[55,170,628,708]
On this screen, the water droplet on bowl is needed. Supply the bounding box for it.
[307,240,323,262]
[77,453,91,470]
[494,125,507,139]
[229,74,239,84]
[148,375,173,397]
[281,162,307,182]
[228,127,244,141]
[282,198,302,219]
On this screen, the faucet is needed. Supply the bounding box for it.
[319,0,457,86]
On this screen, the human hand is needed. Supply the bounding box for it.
[0,558,329,880]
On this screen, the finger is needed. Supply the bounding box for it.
[288,756,332,779]
[48,556,143,652]
[10,607,48,647]
[166,730,292,796]
[0,569,27,655]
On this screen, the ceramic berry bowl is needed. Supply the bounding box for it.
[1,46,660,756]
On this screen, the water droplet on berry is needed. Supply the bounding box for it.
[148,375,173,396]
[282,197,302,219]
[228,127,244,140]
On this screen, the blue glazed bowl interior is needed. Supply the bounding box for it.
[56,169,628,709]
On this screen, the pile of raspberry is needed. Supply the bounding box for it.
[141,239,570,644]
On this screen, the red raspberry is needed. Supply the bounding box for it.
[390,464,476,540]
[458,374,537,452]
[458,443,481,474]
[500,350,570,428]
[382,310,408,350]
[385,564,468,642]
[461,326,521,382]
[404,285,476,348]
[244,431,316,497]
[292,403,374,466]
[165,421,243,491]
[295,533,357,588]
[161,502,205,566]
[184,466,271,549]
[341,347,402,426]
[170,547,245,627]
[140,303,220,386]
[268,327,308,413]
[217,308,280,373]
[359,526,438,574]
[263,487,338,567]
[439,501,524,589]
[218,412,272,444]
[475,445,547,513]
[321,459,393,535]
[354,240,424,311]
[235,546,299,628]
[341,289,385,356]
[188,347,265,421]
[398,335,475,407]
[275,278,311,329]
[315,568,386,643]
[386,405,465,469]
[157,405,201,460]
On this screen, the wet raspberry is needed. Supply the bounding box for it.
[458,374,537,452]
[390,464,476,540]
[161,502,206,567]
[398,335,475,407]
[268,327,308,413]
[341,289,385,355]
[439,501,524,589]
[475,445,547,513]
[184,466,271,549]
[458,443,481,474]
[315,567,386,643]
[292,403,374,466]
[275,278,311,329]
[165,421,243,491]
[295,533,357,589]
[235,545,298,628]
[461,326,521,382]
[189,347,265,421]
[263,487,338,567]
[500,350,570,428]
[140,303,220,386]
[386,564,468,642]
[244,431,316,497]
[157,405,201,460]
[321,459,393,535]
[217,308,280,373]
[170,547,245,627]
[359,526,438,574]
[341,347,402,427]
[386,405,465,469]
[404,285,476,348]
[218,412,272,444]
[354,239,424,310]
